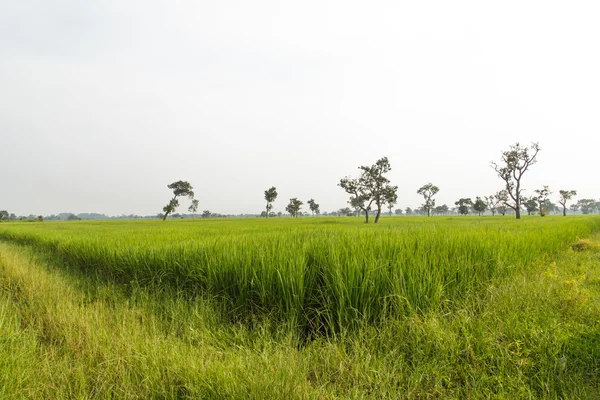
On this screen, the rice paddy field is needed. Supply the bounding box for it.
[1,216,600,398]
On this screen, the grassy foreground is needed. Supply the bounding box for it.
[1,216,600,397]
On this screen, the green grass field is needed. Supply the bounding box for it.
[1,216,600,398]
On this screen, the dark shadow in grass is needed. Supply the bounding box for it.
[0,240,336,345]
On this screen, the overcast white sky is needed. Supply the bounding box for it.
[1,1,599,216]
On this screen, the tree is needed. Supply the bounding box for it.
[455,198,473,215]
[434,204,449,215]
[394,208,403,215]
[484,194,500,216]
[495,190,510,216]
[338,157,398,223]
[162,180,195,221]
[0,210,8,222]
[201,210,211,218]
[188,199,199,217]
[338,207,352,216]
[558,190,577,217]
[472,197,487,216]
[577,199,597,214]
[264,187,278,218]
[543,200,559,215]
[285,198,303,217]
[307,198,320,216]
[570,203,580,214]
[491,142,541,219]
[405,207,413,215]
[523,197,538,215]
[534,186,551,216]
[386,191,398,216]
[417,183,440,217]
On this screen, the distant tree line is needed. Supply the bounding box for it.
[4,142,599,222]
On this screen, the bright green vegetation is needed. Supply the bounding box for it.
[1,216,600,398]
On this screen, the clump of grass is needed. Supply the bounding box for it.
[571,238,599,252]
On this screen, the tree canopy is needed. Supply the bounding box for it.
[162,181,195,221]
[558,190,577,217]
[264,187,278,218]
[472,197,487,216]
[455,198,473,215]
[307,199,320,216]
[285,198,303,217]
[338,157,398,223]
[491,142,540,219]
[417,183,439,217]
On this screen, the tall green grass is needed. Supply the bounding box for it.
[1,216,599,336]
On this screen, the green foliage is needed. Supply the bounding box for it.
[523,197,538,215]
[533,185,551,216]
[338,207,352,216]
[307,198,320,216]
[455,198,472,215]
[472,196,487,216]
[285,198,303,217]
[491,142,541,219]
[188,199,199,215]
[162,181,195,221]
[433,204,449,215]
[339,157,398,223]
[264,187,278,218]
[577,198,599,215]
[558,190,577,216]
[417,183,439,217]
[167,180,194,198]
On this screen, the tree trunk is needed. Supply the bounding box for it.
[515,208,521,219]
[266,204,269,218]
[427,208,431,217]
[364,209,369,223]
[563,206,566,217]
[374,207,382,223]
[162,196,176,221]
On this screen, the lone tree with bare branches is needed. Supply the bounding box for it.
[417,183,439,217]
[338,157,398,223]
[491,142,541,219]
[558,190,577,216]
[162,180,195,221]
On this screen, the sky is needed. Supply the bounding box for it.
[1,1,599,216]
